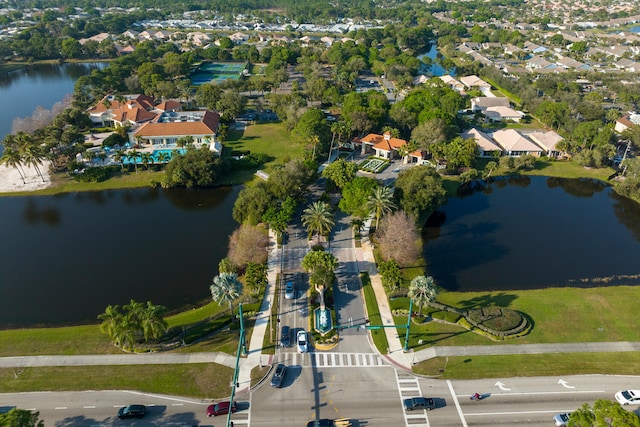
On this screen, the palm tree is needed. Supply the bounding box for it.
[98,304,122,345]
[140,152,153,172]
[366,186,395,231]
[138,301,168,342]
[128,149,140,173]
[21,142,46,182]
[155,151,168,165]
[0,146,26,184]
[210,272,243,322]
[113,149,127,171]
[308,135,320,162]
[408,275,439,316]
[302,201,334,244]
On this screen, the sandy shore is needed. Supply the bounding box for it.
[0,162,52,193]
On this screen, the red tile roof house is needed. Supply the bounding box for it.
[87,94,158,127]
[133,110,222,155]
[353,132,426,164]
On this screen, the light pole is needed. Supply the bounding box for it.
[227,303,245,427]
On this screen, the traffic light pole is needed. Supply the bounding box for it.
[227,303,245,427]
[337,299,413,351]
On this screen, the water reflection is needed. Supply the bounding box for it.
[423,176,640,291]
[0,186,240,328]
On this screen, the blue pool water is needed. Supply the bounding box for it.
[122,148,187,164]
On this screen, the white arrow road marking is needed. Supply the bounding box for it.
[558,379,576,389]
[495,381,511,391]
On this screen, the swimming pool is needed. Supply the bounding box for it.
[121,149,187,164]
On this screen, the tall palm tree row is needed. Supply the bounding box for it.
[301,201,335,242]
[0,132,48,183]
[366,186,396,231]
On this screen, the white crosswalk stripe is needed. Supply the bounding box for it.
[281,352,388,368]
[396,370,430,427]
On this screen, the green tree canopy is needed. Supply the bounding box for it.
[568,399,640,426]
[408,276,439,316]
[210,272,243,321]
[322,158,358,190]
[338,176,379,219]
[394,166,446,222]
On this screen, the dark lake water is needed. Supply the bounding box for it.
[0,186,240,328]
[423,176,640,292]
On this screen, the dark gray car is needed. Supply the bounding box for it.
[280,325,290,347]
[403,397,436,411]
[270,363,287,388]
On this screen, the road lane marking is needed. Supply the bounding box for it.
[83,406,96,409]
[457,390,604,397]
[447,380,468,427]
[467,409,576,416]
[54,407,68,410]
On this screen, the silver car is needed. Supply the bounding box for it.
[553,412,570,426]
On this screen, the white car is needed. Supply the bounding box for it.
[615,390,640,405]
[553,412,571,426]
[296,330,308,353]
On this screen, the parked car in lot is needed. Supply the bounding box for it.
[207,401,237,417]
[285,281,295,299]
[118,404,146,419]
[553,412,571,426]
[616,390,640,405]
[297,330,309,353]
[403,397,436,411]
[270,363,287,388]
[281,325,291,347]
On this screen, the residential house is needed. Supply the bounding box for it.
[320,36,335,47]
[78,32,111,45]
[556,56,590,71]
[461,128,503,158]
[439,75,465,92]
[491,129,543,157]
[614,58,640,72]
[528,130,565,158]
[133,110,222,154]
[228,32,249,44]
[187,31,211,46]
[524,41,548,54]
[353,132,424,163]
[87,94,157,127]
[459,75,491,90]
[471,97,510,112]
[615,114,640,133]
[484,106,525,123]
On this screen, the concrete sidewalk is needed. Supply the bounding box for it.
[354,221,413,370]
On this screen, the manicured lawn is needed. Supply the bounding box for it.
[224,122,302,172]
[393,286,640,351]
[361,273,389,354]
[0,364,233,398]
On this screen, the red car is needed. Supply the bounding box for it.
[207,401,237,417]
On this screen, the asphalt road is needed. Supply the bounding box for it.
[15,373,639,426]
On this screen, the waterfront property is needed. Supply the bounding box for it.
[353,132,426,163]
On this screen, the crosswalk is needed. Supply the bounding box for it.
[278,352,388,368]
[396,370,430,427]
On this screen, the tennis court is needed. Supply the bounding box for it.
[190,62,246,86]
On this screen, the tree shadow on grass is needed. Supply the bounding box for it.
[456,292,519,310]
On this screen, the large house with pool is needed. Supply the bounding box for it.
[132,110,222,155]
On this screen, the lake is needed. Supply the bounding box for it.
[423,176,640,292]
[0,62,107,151]
[0,186,240,328]
[417,43,456,77]
[0,61,239,329]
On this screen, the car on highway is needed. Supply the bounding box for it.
[306,420,334,427]
[615,390,640,405]
[285,281,295,299]
[270,363,287,388]
[297,330,309,353]
[206,401,237,417]
[117,404,146,419]
[553,412,571,426]
[281,325,291,347]
[403,397,436,411]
